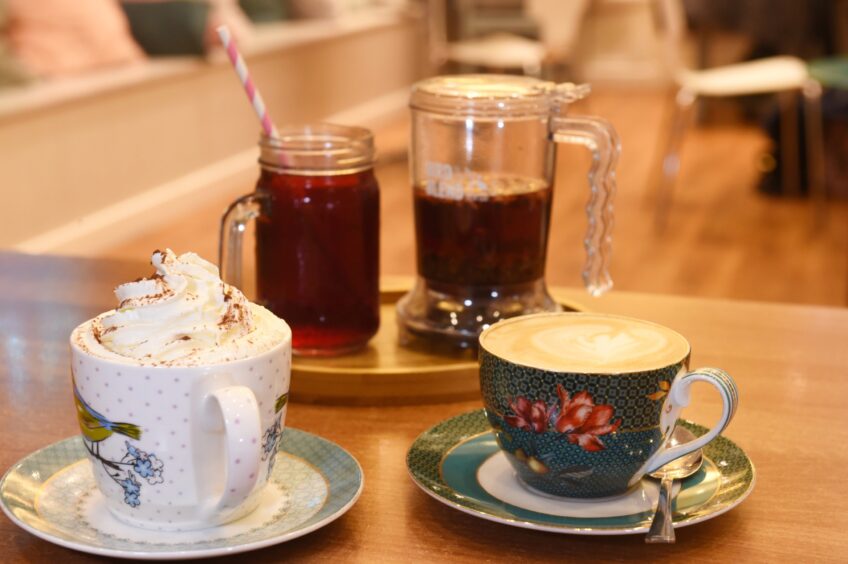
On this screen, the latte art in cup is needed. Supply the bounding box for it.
[478,312,738,498]
[480,313,690,373]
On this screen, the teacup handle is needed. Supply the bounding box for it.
[219,192,268,291]
[642,367,739,474]
[206,386,262,511]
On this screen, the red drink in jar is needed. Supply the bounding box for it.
[255,168,379,354]
[221,124,380,356]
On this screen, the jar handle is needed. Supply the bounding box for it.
[550,116,620,296]
[219,192,266,290]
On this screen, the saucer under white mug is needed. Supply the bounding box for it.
[407,410,755,535]
[0,428,363,559]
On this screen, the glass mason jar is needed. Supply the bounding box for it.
[397,75,620,350]
[220,124,380,356]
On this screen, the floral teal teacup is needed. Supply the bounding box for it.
[479,312,738,498]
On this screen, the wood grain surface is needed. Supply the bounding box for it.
[1,252,847,562]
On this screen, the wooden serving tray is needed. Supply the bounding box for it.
[290,277,586,405]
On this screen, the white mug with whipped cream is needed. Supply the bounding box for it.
[70,250,291,531]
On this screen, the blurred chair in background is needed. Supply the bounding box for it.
[426,0,589,78]
[652,0,826,229]
[807,56,848,200]
[527,0,590,79]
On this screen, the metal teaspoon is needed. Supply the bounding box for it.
[645,426,703,543]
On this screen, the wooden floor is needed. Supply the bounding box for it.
[101,88,848,307]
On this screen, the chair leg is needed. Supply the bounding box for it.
[654,88,697,232]
[802,79,827,228]
[778,90,801,197]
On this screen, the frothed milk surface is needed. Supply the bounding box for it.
[480,313,689,373]
[72,249,289,366]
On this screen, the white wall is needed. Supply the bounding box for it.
[0,11,421,249]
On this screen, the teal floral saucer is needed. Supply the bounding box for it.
[0,428,363,559]
[407,410,754,535]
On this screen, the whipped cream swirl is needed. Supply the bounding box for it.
[82,249,286,365]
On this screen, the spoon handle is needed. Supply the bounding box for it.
[646,476,676,543]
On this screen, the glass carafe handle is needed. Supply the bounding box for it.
[219,192,267,291]
[551,116,620,296]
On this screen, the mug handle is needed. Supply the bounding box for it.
[550,115,621,297]
[206,385,263,511]
[642,367,739,475]
[219,192,267,290]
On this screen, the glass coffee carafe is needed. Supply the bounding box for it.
[396,75,620,349]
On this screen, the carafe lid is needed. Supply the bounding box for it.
[409,74,590,118]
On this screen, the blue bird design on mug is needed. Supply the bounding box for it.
[73,378,141,443]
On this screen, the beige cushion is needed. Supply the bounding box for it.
[6,0,144,77]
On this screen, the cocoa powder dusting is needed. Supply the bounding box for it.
[219,302,244,328]
[133,272,163,284]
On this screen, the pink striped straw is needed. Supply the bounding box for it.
[216,25,279,139]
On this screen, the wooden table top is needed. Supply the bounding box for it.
[1,251,847,562]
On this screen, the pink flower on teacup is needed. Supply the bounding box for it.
[554,385,621,452]
[505,396,554,433]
